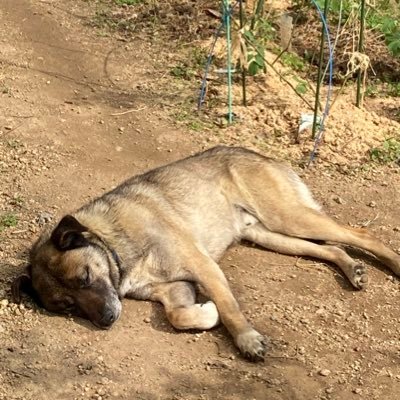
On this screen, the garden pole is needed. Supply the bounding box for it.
[312,0,330,139]
[239,0,247,106]
[224,0,233,123]
[356,0,366,108]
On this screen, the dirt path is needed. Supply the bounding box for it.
[1,1,400,400]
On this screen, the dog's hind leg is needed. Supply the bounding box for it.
[150,281,220,330]
[260,208,400,277]
[243,224,368,289]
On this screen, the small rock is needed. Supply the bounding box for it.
[353,388,362,395]
[318,369,331,377]
[143,317,151,323]
[36,211,53,226]
[333,196,344,204]
[326,387,334,394]
[0,299,9,307]
[368,201,376,208]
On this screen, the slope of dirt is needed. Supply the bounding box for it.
[0,1,400,400]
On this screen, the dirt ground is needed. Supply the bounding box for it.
[1,1,400,399]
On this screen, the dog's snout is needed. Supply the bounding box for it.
[100,308,117,327]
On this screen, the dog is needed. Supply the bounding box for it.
[11,146,400,361]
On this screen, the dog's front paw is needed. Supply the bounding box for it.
[235,329,267,362]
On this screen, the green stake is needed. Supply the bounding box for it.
[239,0,247,106]
[224,0,233,123]
[312,0,330,140]
[356,0,366,108]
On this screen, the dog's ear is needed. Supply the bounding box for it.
[51,215,89,251]
[11,267,33,304]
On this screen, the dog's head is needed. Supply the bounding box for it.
[12,215,122,329]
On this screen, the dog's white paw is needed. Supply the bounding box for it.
[194,301,220,329]
[350,264,368,290]
[235,329,267,362]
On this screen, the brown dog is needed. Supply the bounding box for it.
[12,146,400,361]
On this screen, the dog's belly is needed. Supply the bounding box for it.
[191,204,259,261]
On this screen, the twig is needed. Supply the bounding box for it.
[360,213,380,228]
[110,106,146,116]
[2,122,25,136]
[11,229,28,235]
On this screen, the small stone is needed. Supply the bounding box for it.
[333,196,344,204]
[326,387,334,394]
[318,369,331,377]
[353,388,362,395]
[0,299,9,307]
[368,201,376,208]
[143,317,151,323]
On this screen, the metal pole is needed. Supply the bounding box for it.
[356,0,366,108]
[312,0,330,139]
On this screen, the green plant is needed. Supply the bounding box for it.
[241,29,267,76]
[365,83,379,97]
[170,64,194,80]
[368,13,400,57]
[388,82,400,97]
[281,52,306,72]
[0,213,18,231]
[293,76,308,94]
[370,138,400,164]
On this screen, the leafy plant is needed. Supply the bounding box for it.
[170,64,194,80]
[293,76,308,94]
[370,138,400,164]
[281,52,306,71]
[242,29,267,76]
[0,213,18,231]
[365,83,379,97]
[388,82,400,97]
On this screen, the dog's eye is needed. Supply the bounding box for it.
[53,296,75,312]
[79,266,92,288]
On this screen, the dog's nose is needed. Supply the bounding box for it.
[100,309,117,327]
